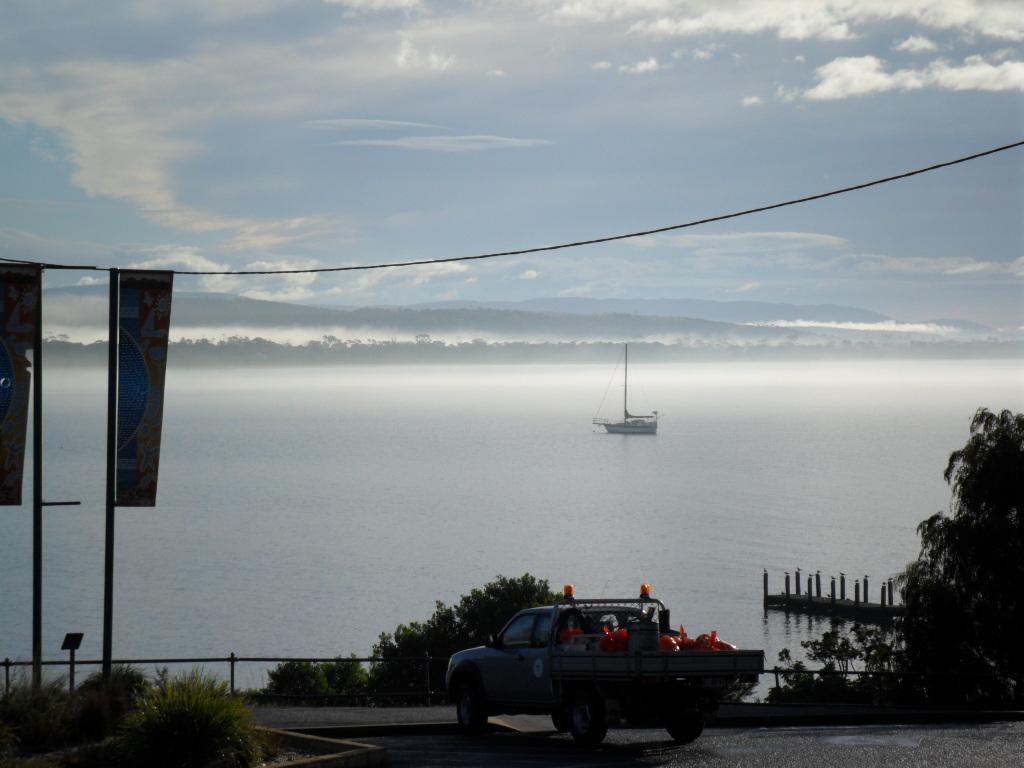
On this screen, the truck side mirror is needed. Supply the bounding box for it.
[487,633,498,648]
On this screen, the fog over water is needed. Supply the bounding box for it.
[2,360,1022,691]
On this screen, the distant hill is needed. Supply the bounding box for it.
[411,297,890,324]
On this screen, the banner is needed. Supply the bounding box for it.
[0,264,40,505]
[116,270,173,507]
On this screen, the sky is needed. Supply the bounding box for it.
[0,1,1022,327]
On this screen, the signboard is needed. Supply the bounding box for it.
[116,270,173,507]
[0,264,40,505]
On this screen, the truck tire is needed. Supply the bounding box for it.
[664,706,704,744]
[568,688,607,747]
[454,680,487,734]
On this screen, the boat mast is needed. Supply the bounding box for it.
[623,343,628,420]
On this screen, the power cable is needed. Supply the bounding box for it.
[2,139,1021,276]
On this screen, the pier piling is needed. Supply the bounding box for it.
[815,571,821,598]
[763,569,768,599]
[888,580,894,605]
[785,572,790,597]
[854,581,860,605]
[864,575,869,604]
[795,569,801,596]
[840,573,846,601]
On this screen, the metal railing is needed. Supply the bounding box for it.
[2,653,450,704]
[3,654,1015,708]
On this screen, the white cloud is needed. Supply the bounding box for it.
[332,134,551,151]
[895,35,938,53]
[323,0,422,11]
[747,319,957,334]
[730,280,760,293]
[307,118,441,130]
[395,37,455,71]
[591,60,612,70]
[740,95,762,106]
[794,55,806,64]
[544,1,1024,42]
[518,269,541,280]
[803,54,1024,100]
[488,68,506,76]
[619,57,664,74]
[645,231,851,252]
[691,47,714,61]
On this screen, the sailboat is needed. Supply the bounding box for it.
[593,344,658,434]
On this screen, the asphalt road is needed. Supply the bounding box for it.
[371,722,1024,767]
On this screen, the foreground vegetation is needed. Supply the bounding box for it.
[0,669,264,768]
[773,408,1023,705]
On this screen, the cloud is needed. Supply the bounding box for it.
[803,54,1024,100]
[518,269,540,280]
[643,231,851,252]
[307,118,441,130]
[729,280,760,293]
[323,0,422,11]
[894,35,938,53]
[793,55,806,64]
[395,37,455,71]
[619,57,664,74]
[747,319,957,334]
[545,1,1024,42]
[740,95,762,106]
[332,134,551,151]
[691,47,715,61]
[591,60,612,70]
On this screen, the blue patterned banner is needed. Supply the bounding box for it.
[0,264,40,505]
[116,270,173,507]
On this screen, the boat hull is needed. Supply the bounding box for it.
[601,422,657,434]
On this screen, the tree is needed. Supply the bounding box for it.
[369,574,558,699]
[899,408,1024,702]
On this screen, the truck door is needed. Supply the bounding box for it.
[511,611,553,706]
[485,612,536,707]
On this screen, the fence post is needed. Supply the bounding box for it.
[424,652,431,706]
[229,652,236,695]
[3,658,9,695]
[773,667,780,689]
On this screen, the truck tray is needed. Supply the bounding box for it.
[551,647,765,681]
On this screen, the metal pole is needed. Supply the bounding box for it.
[69,648,76,692]
[424,652,431,706]
[230,652,236,695]
[102,269,119,682]
[31,271,43,691]
[623,344,628,419]
[3,658,9,695]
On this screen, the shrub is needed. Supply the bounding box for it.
[118,670,259,768]
[264,662,327,697]
[0,721,15,757]
[0,679,76,753]
[321,656,368,695]
[75,666,150,742]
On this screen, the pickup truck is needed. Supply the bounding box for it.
[445,588,764,747]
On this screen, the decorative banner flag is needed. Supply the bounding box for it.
[0,264,40,505]
[116,270,173,507]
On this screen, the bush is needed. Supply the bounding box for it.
[0,679,76,753]
[264,662,327,697]
[118,670,259,768]
[370,573,558,699]
[262,657,368,700]
[0,721,15,757]
[75,666,150,742]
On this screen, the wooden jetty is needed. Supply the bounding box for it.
[763,569,903,622]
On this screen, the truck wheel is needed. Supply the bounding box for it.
[455,680,487,734]
[568,689,607,747]
[551,708,569,732]
[664,706,704,745]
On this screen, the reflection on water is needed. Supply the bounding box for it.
[2,360,1022,694]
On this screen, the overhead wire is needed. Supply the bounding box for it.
[1,139,1021,276]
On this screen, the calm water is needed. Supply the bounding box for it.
[2,360,1022,690]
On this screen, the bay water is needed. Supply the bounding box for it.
[1,359,1021,692]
